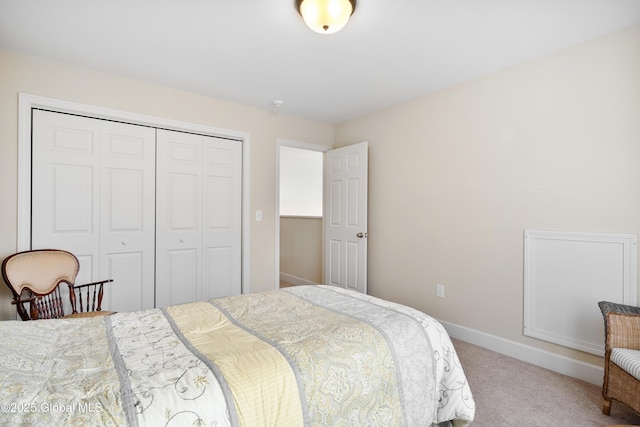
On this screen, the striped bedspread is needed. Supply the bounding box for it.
[0,285,474,426]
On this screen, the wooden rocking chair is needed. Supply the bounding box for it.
[2,249,114,320]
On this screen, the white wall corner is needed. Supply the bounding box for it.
[440,320,604,386]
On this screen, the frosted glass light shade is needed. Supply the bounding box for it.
[296,0,356,34]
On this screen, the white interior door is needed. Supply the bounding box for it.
[32,110,156,312]
[323,141,368,293]
[156,130,242,307]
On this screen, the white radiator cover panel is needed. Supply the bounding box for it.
[524,230,637,356]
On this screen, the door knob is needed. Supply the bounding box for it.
[356,232,368,238]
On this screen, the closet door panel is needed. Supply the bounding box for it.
[205,247,233,298]
[202,138,242,299]
[32,110,101,280]
[156,130,203,308]
[105,252,146,313]
[52,166,93,232]
[169,173,199,230]
[165,249,199,306]
[100,122,156,311]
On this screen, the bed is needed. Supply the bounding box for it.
[0,285,474,426]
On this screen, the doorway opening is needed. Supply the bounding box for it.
[275,140,329,289]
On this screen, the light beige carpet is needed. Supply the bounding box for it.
[452,338,640,426]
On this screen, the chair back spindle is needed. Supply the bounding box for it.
[79,287,85,313]
[97,283,104,311]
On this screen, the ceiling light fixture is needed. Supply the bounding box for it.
[295,0,357,35]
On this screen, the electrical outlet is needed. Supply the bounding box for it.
[436,283,445,298]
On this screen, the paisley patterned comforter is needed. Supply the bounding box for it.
[0,285,474,426]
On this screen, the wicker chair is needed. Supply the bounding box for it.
[598,301,640,416]
[2,249,114,320]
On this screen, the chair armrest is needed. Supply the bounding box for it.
[10,296,36,305]
[605,311,640,351]
[73,279,113,290]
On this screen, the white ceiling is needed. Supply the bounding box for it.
[1,0,640,124]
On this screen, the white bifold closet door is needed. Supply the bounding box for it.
[155,129,242,308]
[31,111,242,313]
[32,110,156,312]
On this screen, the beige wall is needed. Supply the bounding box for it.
[336,24,640,365]
[0,49,334,320]
[280,217,323,284]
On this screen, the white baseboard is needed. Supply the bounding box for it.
[440,320,604,386]
[279,272,319,286]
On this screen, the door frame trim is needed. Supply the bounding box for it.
[18,93,252,293]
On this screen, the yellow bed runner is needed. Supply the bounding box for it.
[166,302,305,427]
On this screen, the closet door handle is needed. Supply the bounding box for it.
[180,238,185,243]
[121,240,127,246]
